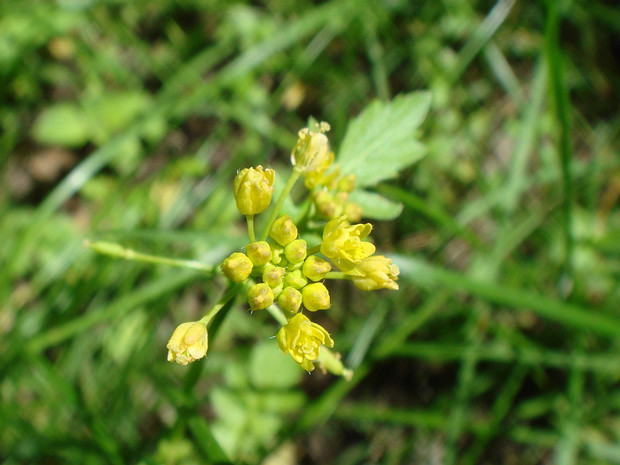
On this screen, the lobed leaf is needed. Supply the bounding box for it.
[338,92,431,187]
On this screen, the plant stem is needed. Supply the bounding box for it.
[307,244,322,255]
[266,303,288,326]
[200,282,243,325]
[87,240,215,274]
[246,215,256,242]
[324,271,349,280]
[260,168,302,240]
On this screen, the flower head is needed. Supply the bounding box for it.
[167,321,208,365]
[350,255,400,291]
[276,313,334,372]
[233,165,275,215]
[320,216,376,273]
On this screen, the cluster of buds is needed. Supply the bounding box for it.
[167,122,399,375]
[292,122,362,223]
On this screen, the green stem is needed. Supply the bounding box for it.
[293,190,315,226]
[266,303,288,326]
[246,215,256,242]
[307,244,322,255]
[260,168,302,240]
[324,271,349,280]
[87,241,215,274]
[200,283,243,325]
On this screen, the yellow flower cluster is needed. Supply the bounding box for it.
[166,121,399,375]
[220,213,333,317]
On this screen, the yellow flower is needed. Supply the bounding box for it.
[291,122,331,174]
[276,313,334,372]
[320,216,376,273]
[233,165,275,215]
[350,255,400,291]
[167,321,208,365]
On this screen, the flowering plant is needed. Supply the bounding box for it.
[88,92,431,379]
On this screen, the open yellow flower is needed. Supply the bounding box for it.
[276,313,334,372]
[320,216,376,273]
[167,321,208,365]
[350,255,400,291]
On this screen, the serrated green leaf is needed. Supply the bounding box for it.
[349,190,403,220]
[31,103,90,147]
[338,92,431,187]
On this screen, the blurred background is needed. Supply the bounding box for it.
[2,0,620,463]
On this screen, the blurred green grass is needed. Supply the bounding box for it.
[2,0,620,464]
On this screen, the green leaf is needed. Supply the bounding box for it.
[31,103,90,147]
[249,341,301,389]
[349,189,403,220]
[338,92,431,187]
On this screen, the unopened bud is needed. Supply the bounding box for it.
[269,214,298,246]
[278,286,303,314]
[284,239,307,264]
[263,265,286,288]
[302,282,331,311]
[220,252,253,282]
[344,202,363,223]
[283,270,308,290]
[302,255,332,281]
[247,283,274,310]
[337,174,356,192]
[233,165,275,215]
[246,241,272,266]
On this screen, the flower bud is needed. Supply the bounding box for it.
[337,174,356,192]
[290,122,331,174]
[278,286,303,314]
[302,282,331,311]
[220,252,253,282]
[284,239,307,264]
[271,283,284,299]
[283,270,307,290]
[344,202,363,223]
[314,191,339,219]
[302,255,332,281]
[246,241,272,266]
[167,321,208,365]
[247,283,274,310]
[269,243,286,265]
[269,214,298,246]
[263,265,286,288]
[233,165,275,215]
